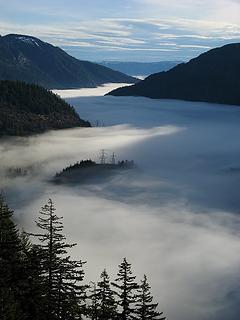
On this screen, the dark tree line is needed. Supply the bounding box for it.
[0,80,78,115]
[0,80,90,136]
[0,197,166,320]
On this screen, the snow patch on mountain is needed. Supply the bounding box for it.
[16,36,40,47]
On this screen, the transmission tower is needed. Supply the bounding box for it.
[111,152,116,165]
[99,149,107,164]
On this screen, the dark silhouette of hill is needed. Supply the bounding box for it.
[0,80,90,136]
[0,34,136,89]
[108,43,240,106]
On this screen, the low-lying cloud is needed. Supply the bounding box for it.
[1,86,240,320]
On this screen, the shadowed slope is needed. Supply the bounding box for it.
[108,43,240,106]
[0,34,137,89]
[0,80,90,136]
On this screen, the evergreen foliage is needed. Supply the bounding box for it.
[97,269,117,320]
[0,80,90,136]
[0,195,22,319]
[17,231,43,320]
[112,258,139,320]
[0,196,42,320]
[88,270,117,320]
[134,275,166,320]
[31,199,87,320]
[88,282,100,320]
[0,198,166,320]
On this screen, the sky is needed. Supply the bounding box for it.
[0,0,240,61]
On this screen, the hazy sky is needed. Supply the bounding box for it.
[1,0,240,61]
[0,1,240,59]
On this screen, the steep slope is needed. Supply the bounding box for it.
[0,34,136,89]
[0,80,90,136]
[108,43,240,106]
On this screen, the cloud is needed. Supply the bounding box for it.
[0,0,240,316]
[1,2,240,61]
[53,83,133,98]
[1,85,240,319]
[137,0,240,21]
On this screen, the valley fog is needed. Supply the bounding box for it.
[1,84,240,320]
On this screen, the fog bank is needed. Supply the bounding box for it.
[1,85,240,320]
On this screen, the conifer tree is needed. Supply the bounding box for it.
[88,282,100,320]
[31,198,86,320]
[0,197,167,320]
[18,231,44,320]
[97,269,117,320]
[134,275,166,320]
[0,196,22,320]
[112,258,139,320]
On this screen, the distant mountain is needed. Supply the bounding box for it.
[108,43,240,106]
[0,34,136,89]
[99,61,182,77]
[0,80,90,136]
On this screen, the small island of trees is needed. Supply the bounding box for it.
[54,151,136,185]
[55,159,135,178]
[0,196,166,320]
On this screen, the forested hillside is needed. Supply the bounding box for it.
[108,43,240,106]
[0,80,90,136]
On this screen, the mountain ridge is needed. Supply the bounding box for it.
[107,43,240,106]
[0,34,137,89]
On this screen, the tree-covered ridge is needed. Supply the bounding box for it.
[108,43,240,106]
[0,80,78,114]
[0,80,90,136]
[0,197,166,320]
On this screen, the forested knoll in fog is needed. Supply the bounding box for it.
[0,80,90,136]
[108,43,240,106]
